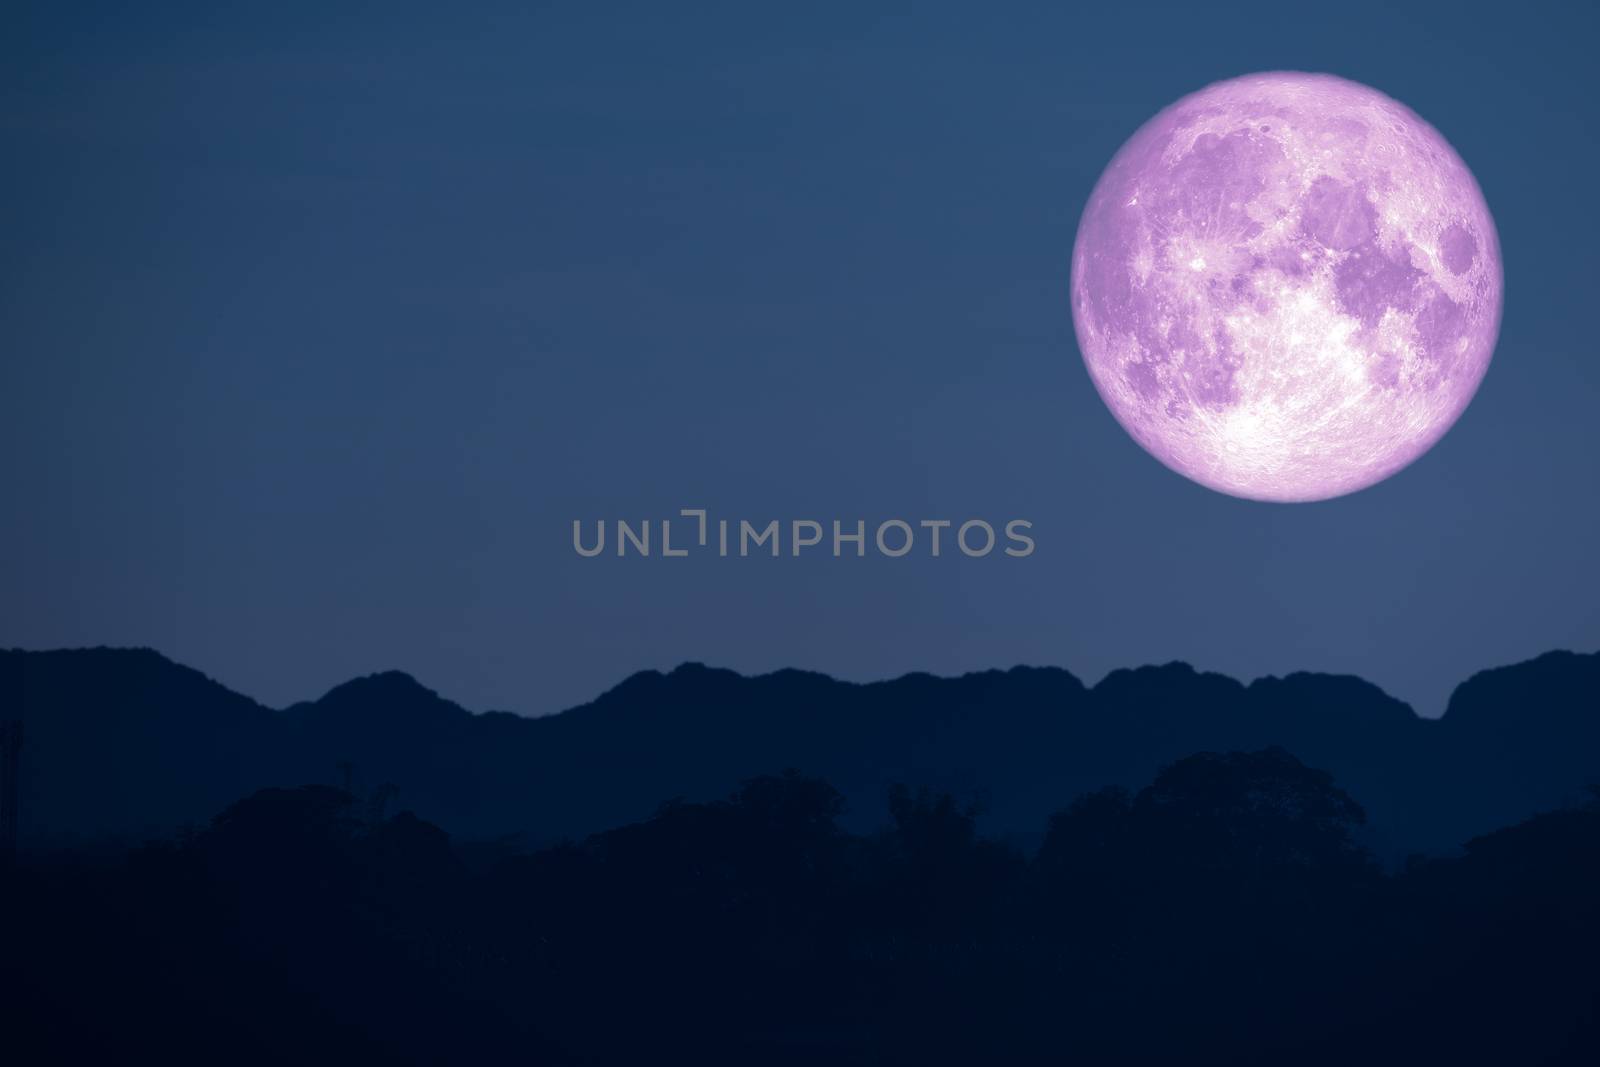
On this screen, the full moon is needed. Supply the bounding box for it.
[1071,72,1502,502]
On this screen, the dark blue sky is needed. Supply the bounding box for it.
[3,1,1596,716]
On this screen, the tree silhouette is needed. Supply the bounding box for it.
[7,751,1600,1065]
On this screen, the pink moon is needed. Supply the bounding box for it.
[1071,72,1502,502]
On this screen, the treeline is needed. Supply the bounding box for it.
[7,747,1599,1065]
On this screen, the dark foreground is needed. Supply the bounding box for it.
[7,748,1599,1066]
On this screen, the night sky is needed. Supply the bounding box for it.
[4,1,1596,717]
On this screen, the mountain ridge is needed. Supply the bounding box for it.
[24,643,1594,725]
[3,646,1596,858]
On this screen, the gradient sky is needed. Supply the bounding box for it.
[4,1,1596,717]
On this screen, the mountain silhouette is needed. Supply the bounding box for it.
[3,646,1597,857]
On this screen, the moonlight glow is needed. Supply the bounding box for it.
[1071,72,1502,502]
